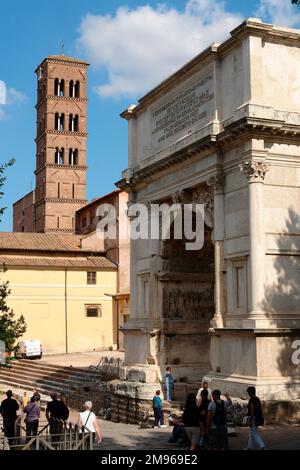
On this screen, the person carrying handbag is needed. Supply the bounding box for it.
[24,396,40,442]
[245,386,265,450]
[77,401,102,448]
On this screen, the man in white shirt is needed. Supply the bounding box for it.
[196,381,212,406]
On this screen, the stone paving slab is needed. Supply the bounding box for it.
[40,351,124,368]
[93,419,300,451]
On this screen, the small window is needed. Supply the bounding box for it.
[87,272,96,285]
[55,113,65,131]
[86,305,102,317]
[82,216,87,228]
[69,148,78,165]
[69,80,80,98]
[54,78,65,97]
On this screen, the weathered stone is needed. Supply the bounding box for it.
[117,18,300,415]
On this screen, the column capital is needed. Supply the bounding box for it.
[207,174,225,194]
[239,160,269,183]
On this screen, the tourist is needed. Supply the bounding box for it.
[32,388,41,406]
[152,390,166,428]
[198,389,211,447]
[182,393,201,451]
[168,414,189,446]
[24,396,40,442]
[46,393,69,445]
[21,391,29,410]
[165,367,174,402]
[0,390,19,446]
[245,386,265,450]
[59,392,67,405]
[196,381,212,406]
[206,390,232,450]
[77,401,102,448]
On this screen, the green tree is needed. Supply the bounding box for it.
[0,159,15,223]
[0,271,26,352]
[0,159,26,352]
[292,1,300,5]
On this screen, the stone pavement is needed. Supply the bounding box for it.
[94,420,300,451]
[39,350,124,368]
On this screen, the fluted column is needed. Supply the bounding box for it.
[240,160,269,323]
[208,175,225,328]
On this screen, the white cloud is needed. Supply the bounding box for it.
[257,0,300,28]
[6,87,27,105]
[0,80,6,105]
[77,0,242,99]
[0,81,27,120]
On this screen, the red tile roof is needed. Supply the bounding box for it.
[0,232,89,252]
[0,255,116,269]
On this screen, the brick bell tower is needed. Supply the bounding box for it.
[34,55,89,233]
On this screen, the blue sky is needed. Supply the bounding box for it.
[0,0,299,231]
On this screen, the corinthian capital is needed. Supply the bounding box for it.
[207,175,225,194]
[239,161,269,183]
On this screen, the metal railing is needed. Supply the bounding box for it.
[0,417,95,451]
[88,356,123,382]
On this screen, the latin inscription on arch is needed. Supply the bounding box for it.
[151,74,214,147]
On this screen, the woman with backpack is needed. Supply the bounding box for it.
[245,386,265,450]
[206,390,232,450]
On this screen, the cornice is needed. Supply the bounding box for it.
[43,228,74,233]
[36,58,89,71]
[36,95,87,109]
[34,164,87,175]
[121,19,300,119]
[117,116,300,190]
[35,130,87,143]
[35,198,86,208]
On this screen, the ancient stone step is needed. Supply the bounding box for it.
[1,365,90,386]
[11,359,93,377]
[0,359,96,399]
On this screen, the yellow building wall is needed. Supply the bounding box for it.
[2,267,117,354]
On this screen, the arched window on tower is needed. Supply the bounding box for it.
[75,81,80,98]
[69,148,78,166]
[60,79,65,97]
[69,114,79,132]
[54,78,65,97]
[69,80,74,97]
[55,147,64,165]
[69,114,73,131]
[55,113,65,131]
[69,80,80,98]
[74,115,79,132]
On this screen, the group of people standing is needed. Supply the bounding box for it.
[0,389,102,448]
[0,389,41,445]
[153,368,266,451]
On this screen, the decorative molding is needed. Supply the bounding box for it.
[36,96,87,109]
[192,184,214,229]
[171,190,188,205]
[35,130,87,143]
[34,164,87,175]
[239,160,269,183]
[117,116,300,191]
[34,198,86,208]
